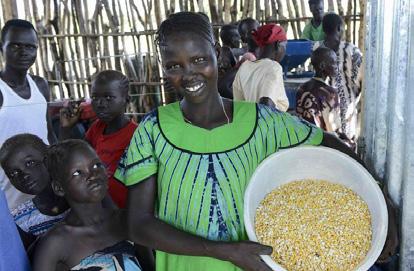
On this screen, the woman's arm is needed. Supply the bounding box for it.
[320,132,365,166]
[127,175,273,271]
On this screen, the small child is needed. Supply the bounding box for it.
[0,134,69,248]
[237,18,260,63]
[60,70,137,208]
[296,47,355,147]
[301,0,325,41]
[33,139,153,271]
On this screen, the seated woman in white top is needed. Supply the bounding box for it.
[232,23,289,111]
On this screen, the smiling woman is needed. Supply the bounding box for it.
[111,12,340,271]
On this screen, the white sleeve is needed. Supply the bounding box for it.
[256,65,289,112]
[232,70,244,101]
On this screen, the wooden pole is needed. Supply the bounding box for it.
[218,0,224,23]
[255,0,261,22]
[264,0,270,20]
[345,0,353,42]
[230,0,237,22]
[286,0,298,38]
[300,0,307,17]
[327,0,335,12]
[336,0,344,16]
[292,0,302,36]
[2,0,18,21]
[197,0,205,13]
[224,0,231,23]
[209,0,219,23]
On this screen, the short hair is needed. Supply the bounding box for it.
[322,13,344,35]
[238,18,259,35]
[156,12,215,47]
[46,139,92,183]
[308,0,323,5]
[220,24,239,45]
[0,134,47,168]
[311,47,336,68]
[92,70,129,95]
[1,19,37,43]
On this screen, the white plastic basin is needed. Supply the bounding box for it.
[244,146,388,271]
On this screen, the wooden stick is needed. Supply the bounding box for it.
[256,0,261,21]
[209,0,220,23]
[189,0,195,12]
[197,0,205,13]
[336,0,344,16]
[300,0,307,17]
[327,0,335,12]
[345,0,353,42]
[230,0,237,22]
[292,0,302,36]
[154,0,162,26]
[271,0,277,20]
[218,0,224,23]
[264,0,270,20]
[246,0,253,17]
[224,0,231,23]
[286,0,298,38]
[241,0,249,19]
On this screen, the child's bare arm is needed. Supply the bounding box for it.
[59,100,82,140]
[32,233,63,271]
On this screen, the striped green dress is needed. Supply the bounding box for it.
[115,101,323,271]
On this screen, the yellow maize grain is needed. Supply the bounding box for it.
[255,180,372,271]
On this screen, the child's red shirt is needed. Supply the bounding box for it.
[85,119,137,208]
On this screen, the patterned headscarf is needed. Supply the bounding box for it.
[252,24,287,48]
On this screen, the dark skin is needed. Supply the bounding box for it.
[128,31,398,270]
[297,51,338,130]
[60,79,130,138]
[221,27,241,49]
[323,22,344,53]
[217,46,237,99]
[0,26,57,144]
[3,145,69,249]
[32,145,154,271]
[239,20,260,53]
[309,1,324,27]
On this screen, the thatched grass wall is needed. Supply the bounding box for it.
[0,0,365,115]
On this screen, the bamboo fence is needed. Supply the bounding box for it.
[0,0,364,115]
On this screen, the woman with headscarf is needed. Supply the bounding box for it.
[232,24,289,111]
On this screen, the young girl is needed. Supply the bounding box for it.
[0,134,68,248]
[33,139,153,271]
[113,12,380,271]
[60,70,137,208]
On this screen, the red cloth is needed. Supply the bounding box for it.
[252,24,287,48]
[85,119,137,208]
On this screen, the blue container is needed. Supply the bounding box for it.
[280,39,313,74]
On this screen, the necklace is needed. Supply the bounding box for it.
[180,98,230,125]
